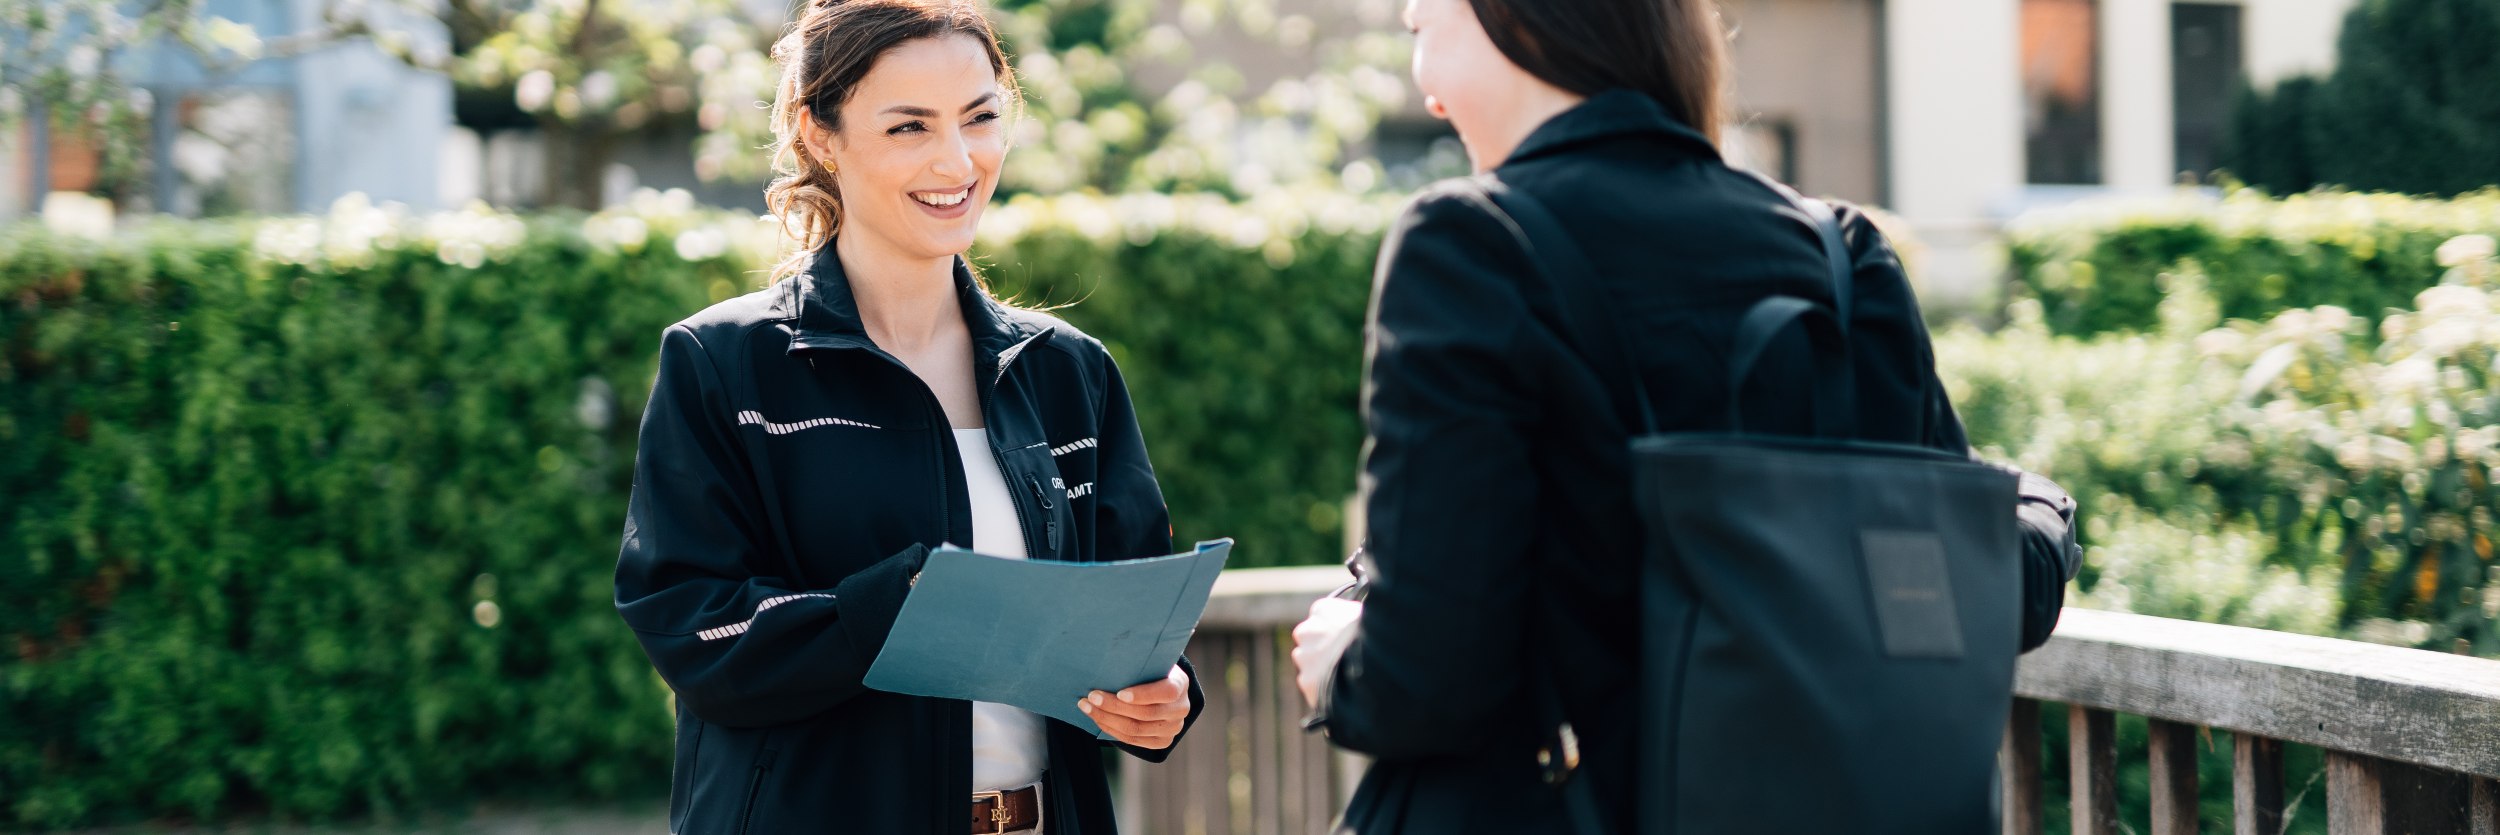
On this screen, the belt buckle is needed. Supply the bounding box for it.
[972,789,1012,835]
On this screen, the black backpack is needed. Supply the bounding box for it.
[1467,174,2023,834]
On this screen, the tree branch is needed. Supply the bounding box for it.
[567,0,602,65]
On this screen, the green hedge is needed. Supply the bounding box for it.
[2008,189,2500,337]
[0,189,1391,829]
[1956,242,2500,648]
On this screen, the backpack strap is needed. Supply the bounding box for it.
[1459,176,1663,436]
[1726,295,1858,437]
[1736,170,1856,326]
[1451,177,1616,835]
[1723,172,1859,436]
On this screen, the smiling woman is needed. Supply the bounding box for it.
[614,1,1204,834]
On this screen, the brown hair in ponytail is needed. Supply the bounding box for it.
[1464,0,1728,145]
[763,0,1021,280]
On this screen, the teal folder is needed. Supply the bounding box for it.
[863,539,1233,738]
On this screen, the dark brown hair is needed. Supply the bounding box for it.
[763,0,1021,279]
[1465,0,1728,145]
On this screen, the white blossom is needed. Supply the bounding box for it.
[673,226,728,262]
[2438,234,2497,268]
[40,192,116,242]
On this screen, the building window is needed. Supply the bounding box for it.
[2171,2,2244,183]
[2022,0,2103,184]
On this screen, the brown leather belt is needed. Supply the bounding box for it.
[971,783,1041,834]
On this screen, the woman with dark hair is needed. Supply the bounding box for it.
[613,2,1199,833]
[1289,0,2080,832]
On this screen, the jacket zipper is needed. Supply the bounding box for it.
[980,334,1050,558]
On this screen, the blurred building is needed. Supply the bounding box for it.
[3,0,452,218]
[1,0,784,221]
[1720,0,2358,299]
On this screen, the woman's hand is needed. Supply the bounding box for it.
[1290,597,1363,708]
[1082,665,1191,750]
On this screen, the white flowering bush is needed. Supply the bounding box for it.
[1951,232,2500,648]
[2070,498,2341,635]
[983,0,1433,197]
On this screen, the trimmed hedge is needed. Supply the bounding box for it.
[0,189,1391,829]
[2008,189,2500,338]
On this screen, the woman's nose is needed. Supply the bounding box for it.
[931,130,974,181]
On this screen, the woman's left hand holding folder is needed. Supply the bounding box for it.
[1081,665,1193,750]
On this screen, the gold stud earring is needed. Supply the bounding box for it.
[821,160,837,174]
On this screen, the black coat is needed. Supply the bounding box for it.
[614,244,1203,835]
[1314,90,2081,834]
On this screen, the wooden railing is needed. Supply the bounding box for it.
[1126,567,2500,835]
[2012,608,2500,835]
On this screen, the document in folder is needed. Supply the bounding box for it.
[863,539,1233,738]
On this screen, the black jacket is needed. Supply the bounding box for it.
[1316,90,2082,833]
[615,244,1203,835]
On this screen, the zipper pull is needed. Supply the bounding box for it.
[1026,474,1056,510]
[1025,474,1062,554]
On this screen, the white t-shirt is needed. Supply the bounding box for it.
[954,428,1050,792]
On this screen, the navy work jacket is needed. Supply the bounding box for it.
[616,243,1202,835]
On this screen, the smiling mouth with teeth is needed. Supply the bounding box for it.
[912,187,971,207]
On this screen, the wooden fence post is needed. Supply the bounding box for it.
[2071,705,2117,835]
[2234,734,2284,835]
[2328,751,2386,835]
[2149,719,2199,835]
[2002,698,2043,835]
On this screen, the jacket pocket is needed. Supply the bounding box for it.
[736,734,781,835]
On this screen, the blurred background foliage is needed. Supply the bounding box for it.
[980,0,1420,197]
[2218,0,2500,199]
[1984,189,2500,648]
[2009,189,2500,337]
[2,0,1438,211]
[1952,192,2499,835]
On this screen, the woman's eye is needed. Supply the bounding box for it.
[970,111,999,124]
[887,121,926,135]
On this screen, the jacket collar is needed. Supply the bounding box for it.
[789,241,1047,359]
[1501,88,1721,168]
